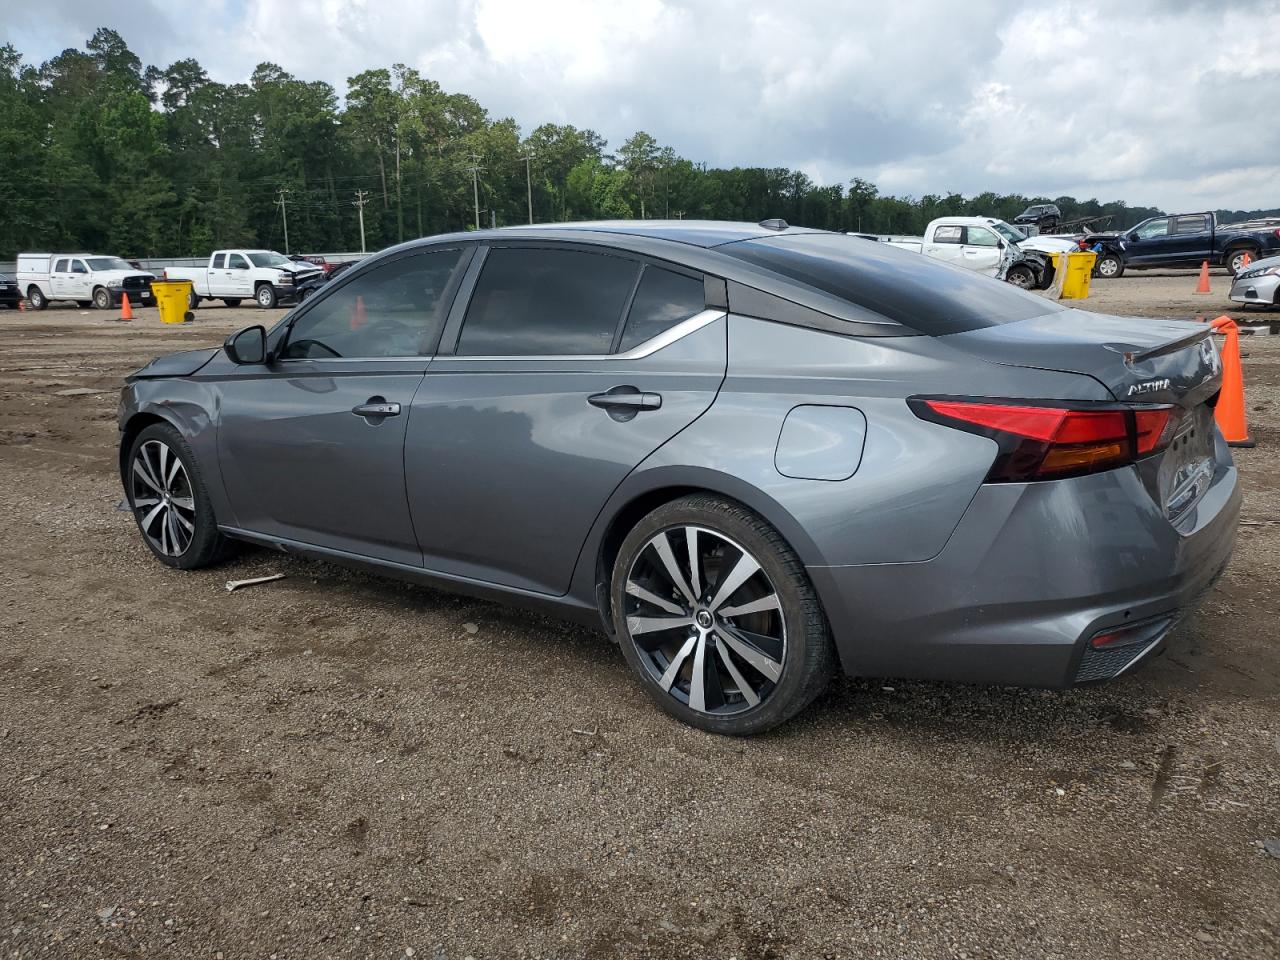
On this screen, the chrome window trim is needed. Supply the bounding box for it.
[272,308,725,365]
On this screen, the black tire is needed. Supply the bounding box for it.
[1095,253,1124,279]
[1005,265,1036,289]
[222,298,242,307]
[255,284,277,309]
[92,286,111,310]
[125,422,231,570]
[1226,248,1257,278]
[611,494,836,735]
[26,286,47,310]
[187,290,200,310]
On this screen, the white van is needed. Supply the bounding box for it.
[16,253,156,311]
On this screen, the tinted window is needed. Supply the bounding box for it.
[212,253,226,269]
[457,247,639,356]
[933,225,963,244]
[71,260,87,274]
[719,233,1063,335]
[1174,215,1209,235]
[618,266,706,352]
[54,259,68,272]
[227,254,248,270]
[282,249,464,359]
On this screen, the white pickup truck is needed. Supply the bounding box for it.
[165,250,322,309]
[861,217,1078,289]
[16,253,156,311]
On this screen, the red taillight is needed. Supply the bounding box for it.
[910,398,1177,482]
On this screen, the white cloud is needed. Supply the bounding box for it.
[3,0,1278,210]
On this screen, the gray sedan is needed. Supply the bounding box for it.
[118,221,1239,734]
[1229,254,1280,307]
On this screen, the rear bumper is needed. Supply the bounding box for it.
[810,436,1240,687]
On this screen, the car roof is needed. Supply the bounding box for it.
[434,220,829,249]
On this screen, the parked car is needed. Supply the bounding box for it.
[1084,213,1280,278]
[118,220,1239,735]
[1229,254,1280,308]
[0,272,20,308]
[873,217,1052,288]
[164,250,323,309]
[1013,203,1062,233]
[16,253,155,310]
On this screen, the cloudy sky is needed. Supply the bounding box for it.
[4,0,1279,211]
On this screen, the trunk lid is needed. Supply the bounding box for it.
[946,311,1220,407]
[946,310,1225,522]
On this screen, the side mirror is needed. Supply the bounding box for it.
[224,325,267,365]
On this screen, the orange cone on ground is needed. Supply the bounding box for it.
[1209,316,1254,448]
[17,297,25,312]
[119,292,134,321]
[350,295,366,331]
[1240,252,1252,269]
[1194,261,1211,294]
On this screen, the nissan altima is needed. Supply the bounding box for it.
[118,220,1240,734]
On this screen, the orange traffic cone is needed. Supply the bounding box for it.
[1209,316,1254,448]
[1194,261,1211,294]
[17,297,25,312]
[119,292,134,321]
[350,295,366,331]
[1240,252,1251,269]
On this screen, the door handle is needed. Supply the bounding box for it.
[351,400,401,419]
[588,389,662,410]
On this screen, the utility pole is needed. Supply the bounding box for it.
[275,187,291,253]
[466,154,483,230]
[519,154,533,224]
[353,190,369,253]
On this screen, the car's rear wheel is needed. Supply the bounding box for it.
[126,423,229,569]
[27,286,47,310]
[1095,253,1124,278]
[612,494,835,735]
[1005,265,1036,289]
[187,290,200,310]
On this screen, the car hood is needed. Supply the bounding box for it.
[1234,253,1280,277]
[127,347,219,380]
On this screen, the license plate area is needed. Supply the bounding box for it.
[1160,405,1215,520]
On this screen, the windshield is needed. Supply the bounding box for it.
[719,233,1063,336]
[988,221,1026,244]
[86,257,133,271]
[247,252,292,268]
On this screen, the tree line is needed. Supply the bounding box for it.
[1,29,1276,260]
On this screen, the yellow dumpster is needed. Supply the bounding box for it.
[1052,252,1097,300]
[151,280,194,324]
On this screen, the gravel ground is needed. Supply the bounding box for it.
[1,273,1278,959]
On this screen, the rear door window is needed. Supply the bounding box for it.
[932,225,963,244]
[617,266,706,352]
[54,259,68,273]
[1174,215,1210,235]
[456,247,639,356]
[212,254,226,269]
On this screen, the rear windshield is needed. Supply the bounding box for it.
[718,233,1063,335]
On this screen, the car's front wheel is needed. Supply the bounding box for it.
[126,423,230,569]
[1005,265,1036,289]
[612,494,835,735]
[26,286,47,310]
[92,286,111,310]
[256,284,277,309]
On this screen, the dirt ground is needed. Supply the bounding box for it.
[1,271,1278,960]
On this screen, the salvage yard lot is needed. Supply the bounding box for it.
[2,273,1278,959]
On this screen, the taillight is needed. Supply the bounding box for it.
[909,398,1176,482]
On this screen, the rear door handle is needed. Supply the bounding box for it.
[351,400,401,419]
[588,388,662,411]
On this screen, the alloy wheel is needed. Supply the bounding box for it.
[623,525,786,716]
[1098,257,1119,277]
[130,439,197,557]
